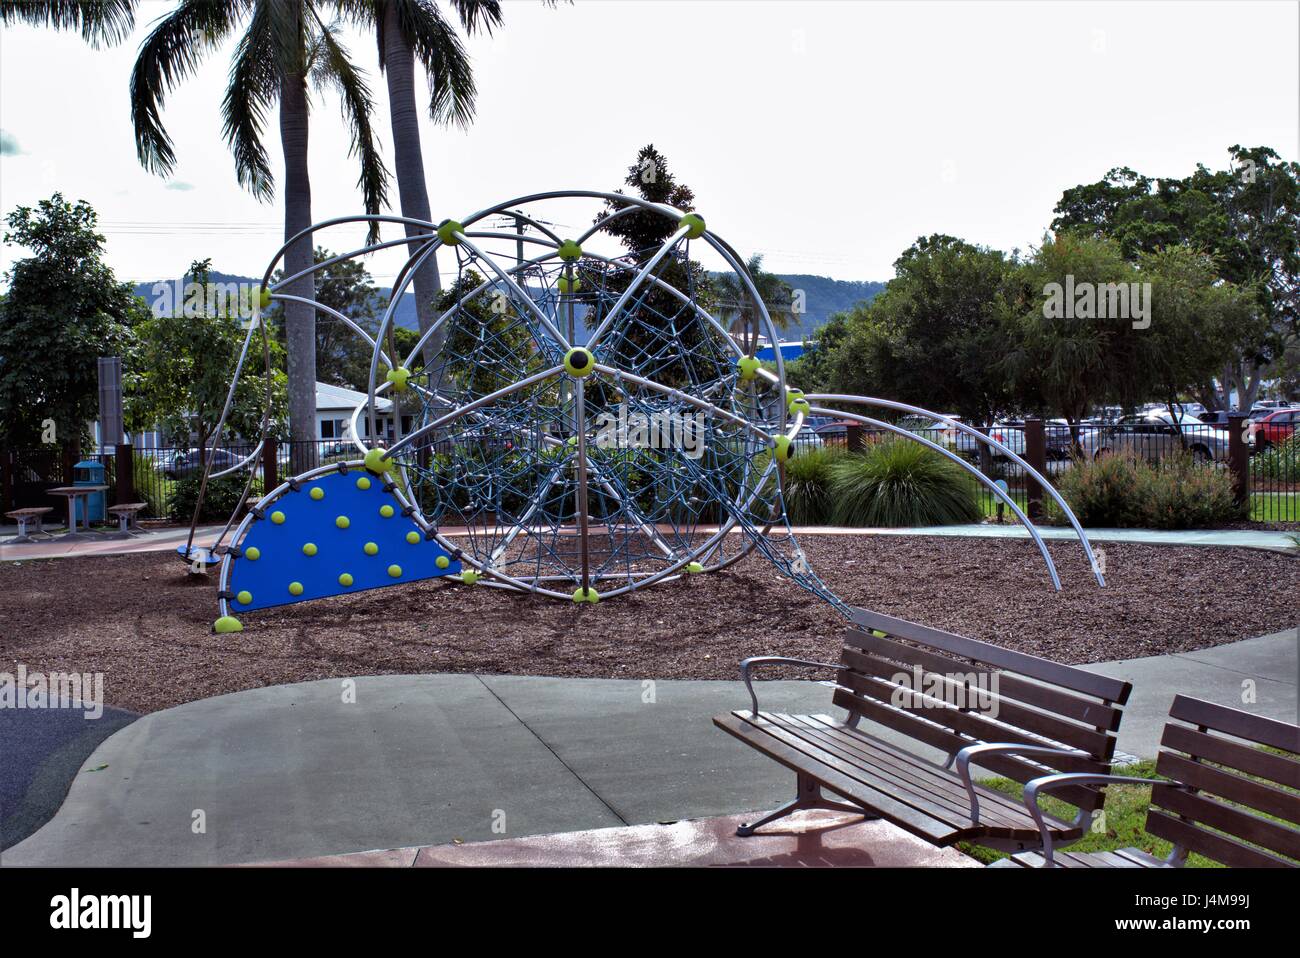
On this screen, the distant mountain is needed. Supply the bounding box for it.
[769,274,885,340]
[134,271,884,342]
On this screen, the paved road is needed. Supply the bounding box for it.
[2,629,1293,867]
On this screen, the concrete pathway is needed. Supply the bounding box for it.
[4,521,1295,564]
[789,523,1299,552]
[2,629,1294,868]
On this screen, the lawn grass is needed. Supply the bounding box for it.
[960,760,1218,867]
[979,491,1296,523]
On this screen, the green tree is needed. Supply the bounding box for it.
[711,253,799,350]
[1052,147,1300,409]
[999,232,1140,436]
[130,0,390,468]
[126,259,287,457]
[591,144,718,388]
[817,235,1018,426]
[0,195,144,448]
[266,247,397,391]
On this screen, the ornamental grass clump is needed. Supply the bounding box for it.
[827,439,982,527]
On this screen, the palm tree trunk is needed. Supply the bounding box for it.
[280,68,317,473]
[383,2,442,376]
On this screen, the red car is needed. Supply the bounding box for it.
[1252,408,1299,449]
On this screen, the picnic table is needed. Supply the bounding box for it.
[46,485,110,540]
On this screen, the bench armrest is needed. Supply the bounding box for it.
[954,743,1092,826]
[1020,772,1178,866]
[738,656,843,716]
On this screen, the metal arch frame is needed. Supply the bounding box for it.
[802,391,1105,587]
[811,404,1064,591]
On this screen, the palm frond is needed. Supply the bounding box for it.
[310,18,391,238]
[393,0,477,127]
[221,0,279,201]
[1,0,137,48]
[130,0,244,176]
[447,0,503,35]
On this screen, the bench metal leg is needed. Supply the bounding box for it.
[736,773,875,836]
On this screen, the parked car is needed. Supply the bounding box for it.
[1094,412,1232,463]
[164,448,242,479]
[952,422,1026,460]
[898,414,962,445]
[1251,408,1300,450]
[1044,420,1105,460]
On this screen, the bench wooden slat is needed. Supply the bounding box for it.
[730,711,1075,844]
[1161,724,1300,790]
[1155,752,1300,826]
[841,646,1113,755]
[1169,694,1300,754]
[850,609,1132,704]
[1145,809,1294,868]
[713,713,960,844]
[845,628,1124,731]
[1155,785,1300,861]
[784,714,1042,830]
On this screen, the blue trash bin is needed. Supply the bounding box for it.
[73,459,107,524]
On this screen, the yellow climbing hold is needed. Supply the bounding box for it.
[336,515,350,529]
[572,587,600,603]
[214,615,243,634]
[310,487,324,501]
[245,547,260,560]
[338,573,354,587]
[364,542,379,556]
[356,476,371,490]
[687,561,704,574]
[271,511,285,524]
[236,590,253,605]
[302,542,317,556]
[385,366,411,392]
[406,531,420,544]
[289,581,304,596]
[435,555,450,570]
[379,504,394,518]
[461,570,480,585]
[387,564,402,578]
[364,448,392,474]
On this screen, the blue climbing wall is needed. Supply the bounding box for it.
[225,467,460,613]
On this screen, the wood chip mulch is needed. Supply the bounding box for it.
[1,535,1295,713]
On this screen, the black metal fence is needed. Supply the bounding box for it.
[3,419,1296,525]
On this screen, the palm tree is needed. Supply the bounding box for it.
[337,0,499,371]
[0,1,137,45]
[713,254,800,353]
[130,0,390,468]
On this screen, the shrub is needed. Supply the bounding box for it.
[1044,454,1150,528]
[781,445,847,525]
[172,473,262,523]
[1046,453,1243,529]
[828,439,982,527]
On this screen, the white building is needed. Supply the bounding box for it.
[315,381,412,443]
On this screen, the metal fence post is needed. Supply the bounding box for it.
[263,437,279,492]
[1227,412,1250,508]
[1024,417,1047,520]
[115,443,134,505]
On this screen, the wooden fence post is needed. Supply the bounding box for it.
[1227,412,1250,509]
[116,443,134,505]
[1024,417,1047,520]
[846,422,864,453]
[263,437,279,492]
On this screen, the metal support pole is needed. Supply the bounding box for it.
[115,443,134,505]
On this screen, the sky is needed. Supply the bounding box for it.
[0,0,1297,289]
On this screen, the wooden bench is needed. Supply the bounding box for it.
[1001,694,1300,867]
[107,502,148,533]
[714,608,1133,854]
[5,506,55,542]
